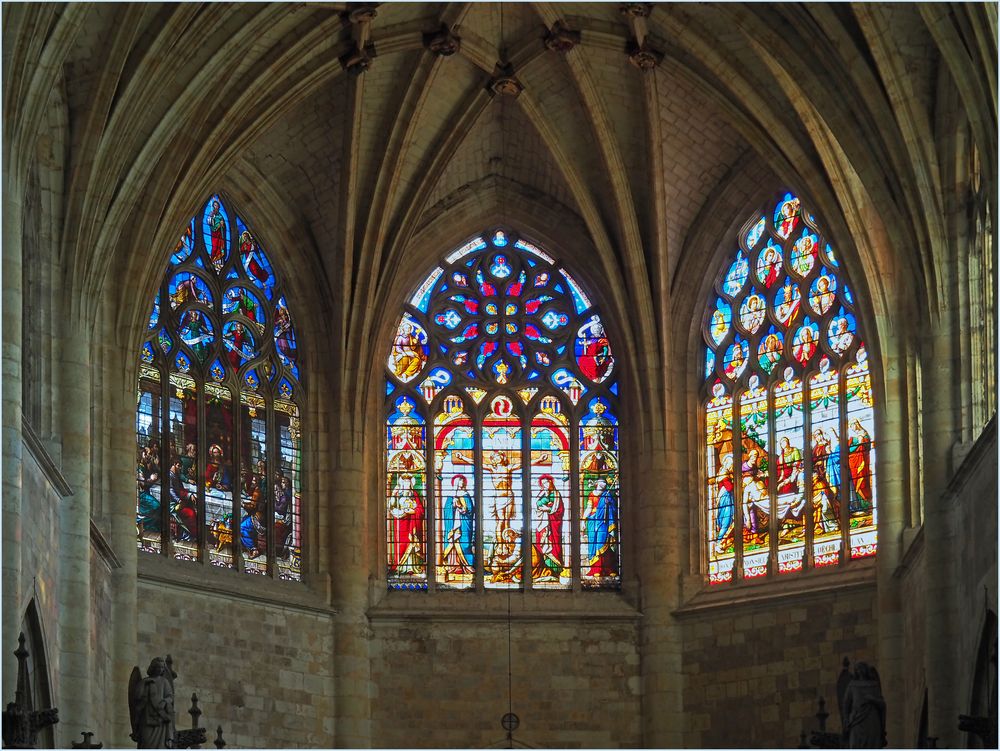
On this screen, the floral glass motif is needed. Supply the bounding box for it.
[702,193,877,583]
[386,229,620,591]
[135,193,303,580]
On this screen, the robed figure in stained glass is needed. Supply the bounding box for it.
[207,199,227,271]
[711,454,735,553]
[848,419,872,512]
[583,477,617,577]
[391,321,426,380]
[137,443,161,534]
[239,230,270,285]
[532,474,565,577]
[442,475,475,575]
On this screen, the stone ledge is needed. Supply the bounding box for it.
[137,554,335,617]
[947,414,996,496]
[90,519,122,570]
[21,415,72,496]
[673,560,876,617]
[369,590,642,622]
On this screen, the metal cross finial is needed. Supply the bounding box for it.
[214,726,227,749]
[189,693,202,729]
[71,730,103,748]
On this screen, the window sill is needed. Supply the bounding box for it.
[674,557,876,617]
[368,587,642,622]
[137,552,334,616]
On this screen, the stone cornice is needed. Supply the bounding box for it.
[20,416,73,497]
[947,414,997,497]
[90,519,122,570]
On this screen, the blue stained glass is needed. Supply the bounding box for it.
[445,237,488,264]
[745,217,766,250]
[427,367,452,388]
[178,309,215,362]
[723,252,749,297]
[278,378,294,399]
[506,271,526,297]
[551,367,586,404]
[710,298,732,345]
[210,358,226,381]
[168,272,213,310]
[556,345,566,355]
[158,328,173,354]
[490,255,513,278]
[175,352,191,373]
[171,219,196,265]
[222,286,264,324]
[410,267,444,312]
[554,283,565,294]
[141,342,156,363]
[541,310,569,330]
[705,348,715,378]
[439,344,449,354]
[527,370,541,381]
[774,193,801,239]
[843,283,854,305]
[202,195,231,273]
[492,230,509,247]
[435,309,463,329]
[244,369,261,390]
[561,269,592,314]
[222,321,257,368]
[386,381,395,395]
[148,292,160,330]
[609,382,619,396]
[828,307,857,355]
[194,256,205,269]
[235,217,275,299]
[824,243,839,267]
[226,267,238,279]
[477,269,497,297]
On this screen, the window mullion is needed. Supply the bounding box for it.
[521,409,531,591]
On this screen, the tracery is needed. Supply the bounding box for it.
[135,194,303,580]
[385,230,621,591]
[703,194,877,583]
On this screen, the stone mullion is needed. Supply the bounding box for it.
[520,406,531,590]
[766,385,778,577]
[802,376,816,570]
[570,407,581,592]
[232,387,243,574]
[474,404,484,592]
[159,364,171,557]
[425,411,436,591]
[732,389,745,582]
[196,380,207,565]
[839,367,850,563]
[265,399,276,578]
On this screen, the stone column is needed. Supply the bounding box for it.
[331,437,372,747]
[102,317,139,747]
[2,175,24,695]
[921,307,963,746]
[55,321,93,746]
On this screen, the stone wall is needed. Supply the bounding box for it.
[135,576,335,748]
[370,615,642,748]
[679,584,878,748]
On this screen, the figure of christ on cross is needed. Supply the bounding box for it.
[484,447,522,583]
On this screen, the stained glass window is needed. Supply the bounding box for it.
[386,229,621,591]
[703,193,877,584]
[136,194,303,580]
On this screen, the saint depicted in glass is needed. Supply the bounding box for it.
[135,194,303,580]
[702,193,877,584]
[386,230,620,590]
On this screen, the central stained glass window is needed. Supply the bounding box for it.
[385,230,621,591]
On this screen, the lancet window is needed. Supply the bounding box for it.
[135,194,303,580]
[385,230,621,591]
[703,193,877,584]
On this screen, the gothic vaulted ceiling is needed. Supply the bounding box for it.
[4,2,996,413]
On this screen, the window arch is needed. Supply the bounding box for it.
[385,229,621,591]
[136,194,303,581]
[703,193,877,584]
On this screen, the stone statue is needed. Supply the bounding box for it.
[128,657,176,749]
[840,661,886,748]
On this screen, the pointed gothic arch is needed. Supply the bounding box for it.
[702,193,878,584]
[135,193,304,580]
[384,229,621,591]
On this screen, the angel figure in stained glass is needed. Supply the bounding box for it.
[239,230,270,285]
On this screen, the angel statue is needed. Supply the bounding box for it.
[128,657,175,748]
